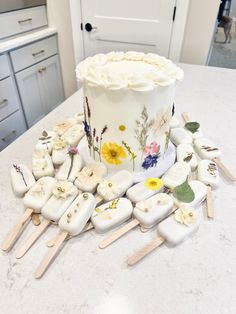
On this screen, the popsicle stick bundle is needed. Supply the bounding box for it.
[1,110,235,277]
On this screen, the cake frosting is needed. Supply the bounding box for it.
[76,51,183,173]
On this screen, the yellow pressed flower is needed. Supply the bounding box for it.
[145,178,164,191]
[118,125,126,132]
[101,142,126,165]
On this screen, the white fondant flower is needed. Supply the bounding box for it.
[97,179,120,200]
[174,206,196,226]
[52,181,75,199]
[53,137,67,150]
[53,119,76,135]
[29,181,45,196]
[76,163,106,186]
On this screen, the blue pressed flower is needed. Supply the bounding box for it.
[142,154,159,170]
[83,120,90,135]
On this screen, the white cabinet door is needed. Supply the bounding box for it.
[39,55,64,114]
[16,55,64,128]
[16,63,45,127]
[81,0,176,57]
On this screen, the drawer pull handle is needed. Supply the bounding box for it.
[1,130,16,142]
[32,50,45,57]
[18,18,32,24]
[38,67,47,74]
[0,99,8,108]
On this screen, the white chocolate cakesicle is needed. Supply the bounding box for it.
[194,138,221,160]
[91,198,133,233]
[35,131,57,154]
[197,160,219,188]
[97,170,133,202]
[53,118,77,136]
[157,207,200,247]
[185,128,203,140]
[162,162,191,189]
[63,124,84,147]
[173,180,207,207]
[51,137,69,166]
[41,181,78,222]
[126,178,164,203]
[11,164,36,197]
[133,193,174,228]
[32,149,54,179]
[74,162,107,193]
[59,193,96,236]
[170,128,192,146]
[56,152,83,182]
[169,116,180,129]
[74,112,84,123]
[176,143,198,171]
[23,177,57,213]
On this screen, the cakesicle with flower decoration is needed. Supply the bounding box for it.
[56,147,83,182]
[99,193,174,249]
[176,144,198,171]
[162,162,191,189]
[1,177,56,252]
[32,149,54,179]
[127,205,199,265]
[170,128,192,146]
[63,124,84,147]
[182,112,236,182]
[74,162,107,193]
[51,137,69,166]
[197,160,219,219]
[53,118,78,136]
[91,198,133,233]
[35,130,57,154]
[35,192,95,278]
[15,181,78,259]
[11,164,36,197]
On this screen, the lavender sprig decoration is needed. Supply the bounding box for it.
[13,164,27,187]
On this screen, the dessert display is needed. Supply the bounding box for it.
[1,51,236,278]
[76,52,183,174]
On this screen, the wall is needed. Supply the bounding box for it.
[47,0,77,98]
[180,0,221,65]
[230,0,236,18]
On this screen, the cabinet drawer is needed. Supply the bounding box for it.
[0,54,11,80]
[0,110,27,151]
[0,76,20,121]
[0,6,47,40]
[11,35,58,72]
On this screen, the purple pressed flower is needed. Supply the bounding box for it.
[83,121,90,135]
[142,154,159,170]
[96,136,99,142]
[93,128,96,137]
[101,125,108,135]
[86,97,91,118]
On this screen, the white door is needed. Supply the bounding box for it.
[81,0,176,57]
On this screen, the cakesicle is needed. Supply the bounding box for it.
[176,144,198,171]
[63,124,84,147]
[51,137,69,166]
[35,130,57,154]
[169,116,180,129]
[11,164,35,197]
[128,206,199,265]
[74,162,107,193]
[32,149,54,179]
[74,112,84,123]
[162,162,191,189]
[126,178,164,203]
[170,128,192,146]
[194,138,221,160]
[35,192,95,278]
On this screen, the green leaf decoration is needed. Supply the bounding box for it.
[185,122,200,133]
[173,180,195,203]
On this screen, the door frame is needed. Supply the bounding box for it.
[69,0,190,64]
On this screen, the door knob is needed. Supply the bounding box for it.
[85,23,97,32]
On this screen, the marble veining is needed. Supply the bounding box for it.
[0,64,236,314]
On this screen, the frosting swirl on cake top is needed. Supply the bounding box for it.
[76,51,184,91]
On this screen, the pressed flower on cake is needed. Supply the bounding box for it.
[145,178,164,191]
[101,142,126,165]
[151,106,172,137]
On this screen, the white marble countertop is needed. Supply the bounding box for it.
[0,63,236,314]
[0,27,57,53]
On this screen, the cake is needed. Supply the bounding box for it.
[76,51,183,174]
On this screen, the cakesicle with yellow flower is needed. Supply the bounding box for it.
[127,205,199,266]
[15,180,79,259]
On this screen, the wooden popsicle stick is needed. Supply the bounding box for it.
[1,208,33,251]
[34,230,68,279]
[213,158,236,182]
[46,221,94,247]
[99,218,140,249]
[127,236,165,266]
[181,112,191,123]
[16,219,51,259]
[31,213,41,226]
[206,185,214,219]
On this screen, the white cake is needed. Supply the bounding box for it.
[76,51,183,173]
